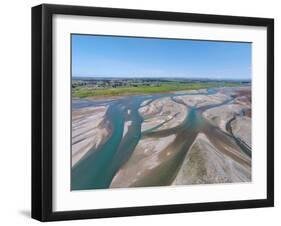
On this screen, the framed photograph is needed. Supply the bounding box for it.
[32,4,274,221]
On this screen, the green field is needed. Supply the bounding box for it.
[72,82,242,98]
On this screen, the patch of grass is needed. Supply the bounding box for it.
[73,82,242,98]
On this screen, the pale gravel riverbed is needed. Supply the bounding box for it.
[72,86,252,189]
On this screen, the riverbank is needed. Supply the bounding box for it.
[203,87,252,148]
[72,82,245,98]
[72,105,111,166]
[110,134,177,188]
[172,133,251,185]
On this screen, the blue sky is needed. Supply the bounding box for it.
[72,34,251,80]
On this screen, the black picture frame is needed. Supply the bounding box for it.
[32,3,274,222]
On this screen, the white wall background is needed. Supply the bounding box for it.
[0,0,279,225]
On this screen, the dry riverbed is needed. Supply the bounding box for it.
[173,133,251,185]
[174,92,230,108]
[139,97,188,132]
[72,105,111,166]
[203,87,252,146]
[110,134,177,188]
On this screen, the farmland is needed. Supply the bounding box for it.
[72,78,247,98]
